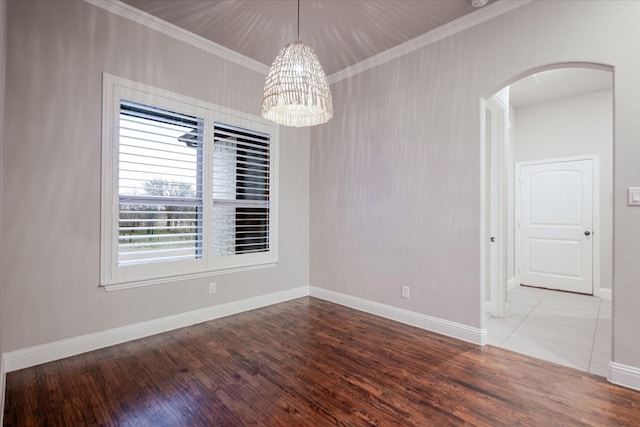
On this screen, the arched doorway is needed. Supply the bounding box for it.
[481,64,613,377]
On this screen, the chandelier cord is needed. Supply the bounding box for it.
[297,0,300,40]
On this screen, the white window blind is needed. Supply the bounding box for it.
[118,100,204,266]
[213,123,270,256]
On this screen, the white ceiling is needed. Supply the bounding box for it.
[509,68,613,109]
[120,0,493,76]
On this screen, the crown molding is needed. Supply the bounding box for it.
[84,0,270,75]
[85,0,531,84]
[328,0,533,84]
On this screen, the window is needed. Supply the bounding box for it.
[118,101,204,266]
[101,75,278,289]
[212,123,271,256]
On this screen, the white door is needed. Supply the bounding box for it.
[518,158,594,294]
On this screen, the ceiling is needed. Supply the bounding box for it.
[510,68,613,108]
[117,1,610,108]
[121,0,492,76]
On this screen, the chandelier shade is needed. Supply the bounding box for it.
[261,40,333,127]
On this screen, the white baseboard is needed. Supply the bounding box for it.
[597,288,612,300]
[609,361,640,391]
[309,287,487,345]
[3,286,309,373]
[2,285,490,375]
[0,354,5,426]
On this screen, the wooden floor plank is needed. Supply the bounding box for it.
[4,297,640,426]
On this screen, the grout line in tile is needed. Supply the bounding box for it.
[501,288,547,346]
[587,297,602,367]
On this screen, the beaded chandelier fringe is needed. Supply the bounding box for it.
[261,41,333,127]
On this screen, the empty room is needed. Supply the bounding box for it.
[1,0,640,425]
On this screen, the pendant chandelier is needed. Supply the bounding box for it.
[261,0,333,127]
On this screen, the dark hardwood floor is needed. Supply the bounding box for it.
[4,297,640,426]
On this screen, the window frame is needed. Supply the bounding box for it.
[101,74,279,290]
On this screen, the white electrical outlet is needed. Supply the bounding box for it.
[401,285,410,299]
[208,282,217,294]
[628,187,640,206]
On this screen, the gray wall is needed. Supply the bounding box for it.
[4,0,640,377]
[311,0,640,369]
[513,89,613,292]
[1,0,310,352]
[0,0,6,417]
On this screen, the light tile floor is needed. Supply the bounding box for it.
[487,285,611,377]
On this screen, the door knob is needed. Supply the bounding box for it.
[584,231,591,236]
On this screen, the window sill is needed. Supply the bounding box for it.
[101,262,277,292]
